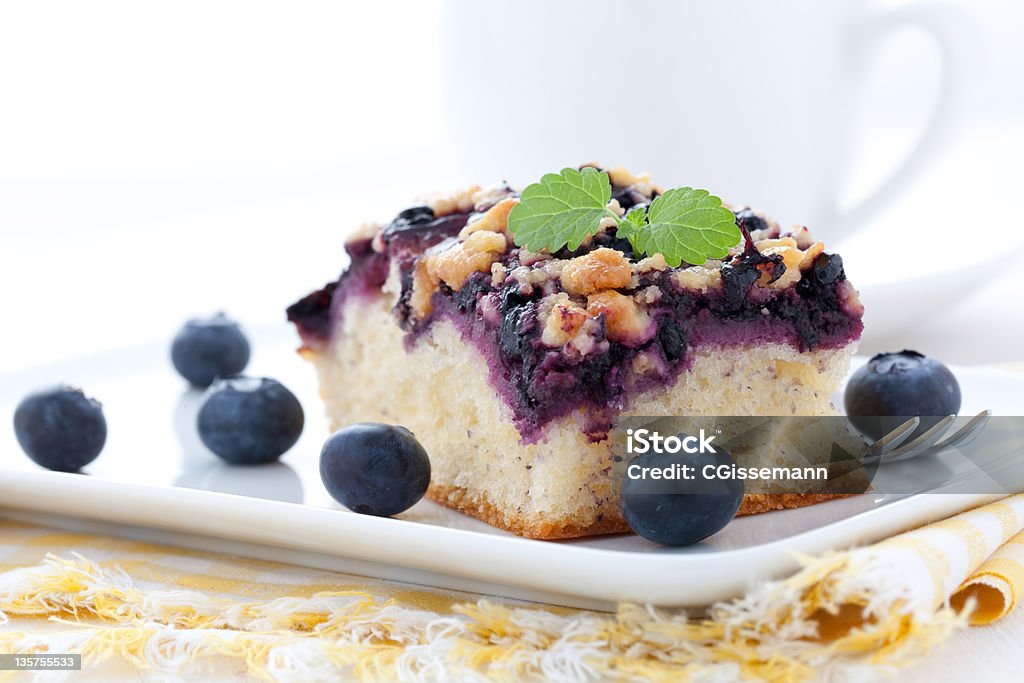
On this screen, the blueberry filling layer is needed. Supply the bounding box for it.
[289,200,863,443]
[288,207,471,349]
[287,238,386,350]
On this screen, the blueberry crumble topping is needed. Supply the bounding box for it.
[288,169,863,443]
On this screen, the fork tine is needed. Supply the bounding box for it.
[866,417,920,459]
[914,410,992,458]
[886,415,956,459]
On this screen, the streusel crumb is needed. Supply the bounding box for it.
[586,290,652,346]
[540,294,588,347]
[607,167,651,189]
[799,242,826,269]
[635,253,668,274]
[410,259,437,319]
[560,248,633,296]
[490,262,508,287]
[672,267,723,293]
[459,197,517,239]
[431,231,507,290]
[757,245,804,290]
[424,185,480,217]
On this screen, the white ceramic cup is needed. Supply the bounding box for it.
[439,0,976,241]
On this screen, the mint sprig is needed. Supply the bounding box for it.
[508,167,741,266]
[615,206,648,250]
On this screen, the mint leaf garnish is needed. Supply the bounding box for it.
[507,167,742,265]
[638,188,741,266]
[508,167,617,252]
[616,206,648,253]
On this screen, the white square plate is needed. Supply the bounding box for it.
[1,326,1020,609]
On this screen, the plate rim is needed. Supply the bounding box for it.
[0,468,1003,606]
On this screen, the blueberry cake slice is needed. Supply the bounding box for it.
[288,167,864,539]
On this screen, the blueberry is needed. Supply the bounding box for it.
[497,288,536,359]
[611,187,649,211]
[382,205,437,239]
[13,386,107,472]
[811,253,844,285]
[393,205,435,225]
[606,236,637,259]
[619,438,744,546]
[319,423,431,517]
[844,350,961,441]
[197,377,304,464]
[733,208,769,233]
[171,313,251,387]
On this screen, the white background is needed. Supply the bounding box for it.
[2,0,1023,371]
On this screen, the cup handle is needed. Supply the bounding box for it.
[836,3,981,231]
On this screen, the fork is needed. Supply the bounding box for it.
[863,410,992,465]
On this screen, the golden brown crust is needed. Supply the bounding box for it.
[426,481,631,540]
[736,493,853,516]
[428,480,852,540]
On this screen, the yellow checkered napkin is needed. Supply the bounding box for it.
[2,496,1024,682]
[951,527,1024,624]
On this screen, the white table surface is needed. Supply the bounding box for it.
[905,610,1024,683]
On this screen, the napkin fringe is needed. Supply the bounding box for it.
[0,552,963,682]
